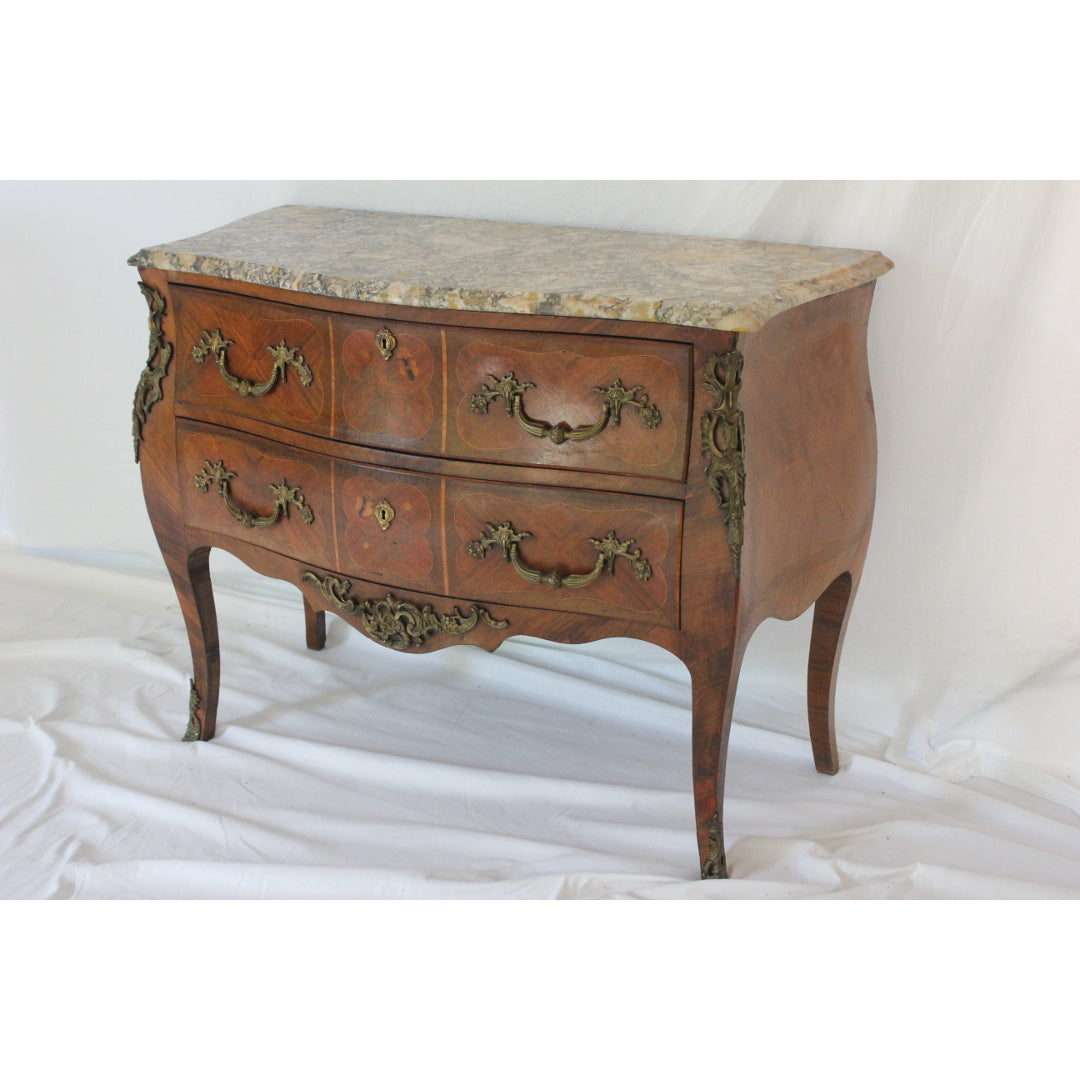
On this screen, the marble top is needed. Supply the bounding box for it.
[129,205,893,333]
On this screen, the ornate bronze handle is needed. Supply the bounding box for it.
[193,460,315,529]
[469,372,661,445]
[466,521,652,590]
[191,328,313,397]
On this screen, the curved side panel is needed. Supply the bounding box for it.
[737,282,878,628]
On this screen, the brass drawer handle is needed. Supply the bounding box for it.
[194,459,315,529]
[191,328,313,397]
[469,372,661,445]
[466,520,652,590]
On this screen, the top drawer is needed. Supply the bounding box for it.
[173,286,332,437]
[335,319,692,481]
[172,285,691,482]
[447,327,690,480]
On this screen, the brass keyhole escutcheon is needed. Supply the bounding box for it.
[373,498,395,531]
[375,327,397,361]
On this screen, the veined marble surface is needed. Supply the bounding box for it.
[129,205,893,332]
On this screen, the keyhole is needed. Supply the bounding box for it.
[376,328,396,361]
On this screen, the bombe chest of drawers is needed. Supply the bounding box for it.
[129,206,892,879]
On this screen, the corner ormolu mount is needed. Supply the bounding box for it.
[132,283,173,463]
[701,349,746,576]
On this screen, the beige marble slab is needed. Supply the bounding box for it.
[129,205,893,332]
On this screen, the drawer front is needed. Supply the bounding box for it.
[334,313,444,451]
[174,286,331,436]
[334,459,443,593]
[448,328,691,481]
[177,423,333,563]
[329,314,690,480]
[448,479,681,627]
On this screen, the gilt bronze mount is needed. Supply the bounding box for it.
[183,678,202,742]
[700,813,727,879]
[191,328,313,397]
[372,498,395,531]
[470,372,661,445]
[701,349,746,576]
[132,283,173,463]
[193,460,315,530]
[299,572,508,651]
[467,521,652,591]
[375,327,397,361]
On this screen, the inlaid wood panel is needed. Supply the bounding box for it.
[335,461,442,592]
[448,328,691,480]
[177,422,332,563]
[448,479,681,627]
[334,315,442,451]
[173,286,331,436]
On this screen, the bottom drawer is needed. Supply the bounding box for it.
[177,420,681,628]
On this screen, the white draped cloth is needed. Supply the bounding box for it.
[3,548,1077,899]
[2,179,1079,899]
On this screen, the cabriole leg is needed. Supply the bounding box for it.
[687,632,749,880]
[161,544,220,742]
[807,571,856,775]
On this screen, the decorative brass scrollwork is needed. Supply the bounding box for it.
[298,572,508,650]
[469,372,661,445]
[700,813,727,879]
[701,350,746,576]
[183,678,202,742]
[193,460,315,529]
[132,283,173,462]
[466,521,652,590]
[375,327,397,361]
[191,328,313,396]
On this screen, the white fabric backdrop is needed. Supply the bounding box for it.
[1,180,1077,898]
